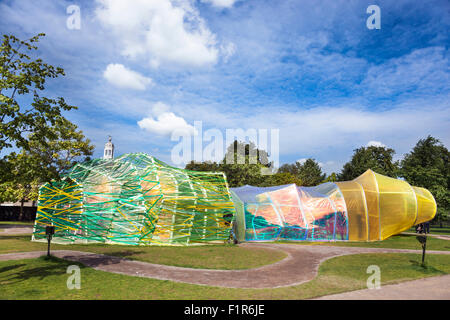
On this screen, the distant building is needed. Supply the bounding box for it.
[103,136,114,159]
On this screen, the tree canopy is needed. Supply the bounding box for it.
[400,136,450,225]
[0,33,93,208]
[338,146,399,181]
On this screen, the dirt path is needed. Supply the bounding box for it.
[315,274,450,300]
[1,243,449,289]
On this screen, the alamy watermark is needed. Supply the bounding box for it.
[67,265,81,290]
[66,5,81,30]
[170,121,279,175]
[366,265,381,289]
[366,5,381,30]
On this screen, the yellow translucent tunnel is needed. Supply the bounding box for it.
[336,169,436,241]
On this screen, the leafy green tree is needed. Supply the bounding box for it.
[1,33,76,152]
[185,140,273,187]
[0,152,40,220]
[26,118,94,181]
[258,172,302,187]
[400,136,450,226]
[279,159,325,186]
[0,33,94,218]
[323,172,337,183]
[297,159,326,186]
[338,146,399,181]
[0,119,93,219]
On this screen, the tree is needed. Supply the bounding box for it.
[0,152,40,220]
[258,172,302,187]
[185,140,273,187]
[297,159,326,186]
[279,158,326,186]
[0,33,94,218]
[338,146,399,181]
[0,119,93,219]
[1,33,76,152]
[323,172,337,183]
[400,136,450,226]
[26,117,94,182]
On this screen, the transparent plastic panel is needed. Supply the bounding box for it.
[412,186,437,225]
[335,181,368,241]
[231,183,348,241]
[353,170,380,240]
[33,153,235,246]
[373,172,417,240]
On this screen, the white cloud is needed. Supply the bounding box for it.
[220,42,236,63]
[202,0,241,8]
[367,141,386,148]
[103,64,152,90]
[297,158,307,165]
[362,47,449,97]
[95,0,219,68]
[138,102,196,136]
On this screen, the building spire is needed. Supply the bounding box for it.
[103,135,114,159]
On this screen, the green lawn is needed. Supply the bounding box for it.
[407,226,450,236]
[0,253,449,299]
[0,234,286,270]
[280,233,450,251]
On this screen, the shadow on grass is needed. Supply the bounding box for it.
[56,250,147,268]
[408,259,446,274]
[0,256,79,285]
[102,250,147,259]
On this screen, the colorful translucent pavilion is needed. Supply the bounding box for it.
[32,153,235,245]
[33,155,436,245]
[231,169,437,242]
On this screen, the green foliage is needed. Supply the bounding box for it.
[338,146,399,181]
[400,136,450,224]
[186,140,271,187]
[323,172,337,183]
[279,159,326,186]
[0,33,94,205]
[0,33,76,152]
[258,172,302,187]
[0,152,40,203]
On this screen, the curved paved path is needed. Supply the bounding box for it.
[315,274,450,300]
[1,243,450,289]
[0,225,33,235]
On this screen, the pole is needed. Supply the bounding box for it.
[422,236,427,266]
[47,236,51,257]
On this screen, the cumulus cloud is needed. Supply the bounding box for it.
[137,102,196,136]
[367,141,386,148]
[95,0,219,68]
[103,64,152,90]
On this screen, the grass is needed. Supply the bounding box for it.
[0,234,286,270]
[0,252,449,299]
[407,226,450,236]
[280,233,450,251]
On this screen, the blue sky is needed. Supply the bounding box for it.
[0,0,449,173]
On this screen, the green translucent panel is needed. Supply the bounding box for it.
[33,153,235,246]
